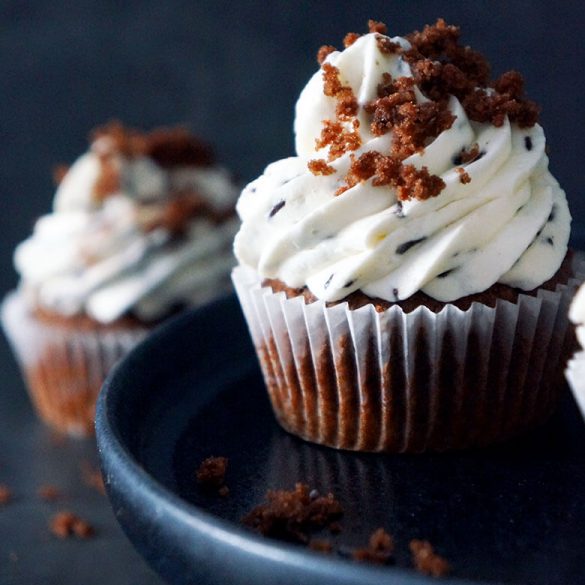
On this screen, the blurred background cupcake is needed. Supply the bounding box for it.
[1,122,239,436]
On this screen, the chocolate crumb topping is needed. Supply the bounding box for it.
[376,35,401,54]
[455,167,471,184]
[242,483,343,544]
[410,539,451,577]
[368,20,388,35]
[311,18,542,202]
[317,45,337,65]
[343,32,361,48]
[308,159,336,176]
[525,135,533,151]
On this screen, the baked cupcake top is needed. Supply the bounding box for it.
[16,123,239,324]
[234,19,571,303]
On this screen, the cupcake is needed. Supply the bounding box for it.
[566,282,585,418]
[232,20,582,452]
[2,122,239,437]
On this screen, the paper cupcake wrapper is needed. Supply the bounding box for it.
[1,292,149,437]
[565,352,585,420]
[233,261,584,452]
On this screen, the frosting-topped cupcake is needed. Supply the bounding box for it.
[17,122,238,324]
[232,20,581,452]
[2,122,239,436]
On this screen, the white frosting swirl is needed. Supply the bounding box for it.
[234,32,571,302]
[16,138,239,323]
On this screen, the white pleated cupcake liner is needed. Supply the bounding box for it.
[1,291,149,437]
[233,260,584,453]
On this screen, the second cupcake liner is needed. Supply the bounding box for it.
[1,292,149,437]
[233,261,584,453]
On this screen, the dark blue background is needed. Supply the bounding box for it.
[1,1,584,296]
[1,3,584,583]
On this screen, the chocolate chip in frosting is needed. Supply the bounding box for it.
[437,268,456,279]
[269,200,286,218]
[344,279,356,288]
[324,274,335,289]
[393,201,405,218]
[546,236,554,246]
[548,205,556,222]
[524,136,533,151]
[396,237,426,255]
[392,288,399,301]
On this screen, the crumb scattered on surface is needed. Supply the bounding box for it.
[242,483,343,544]
[352,528,395,565]
[410,539,451,577]
[218,486,230,498]
[81,463,106,495]
[0,485,12,505]
[309,539,334,554]
[38,485,63,502]
[196,456,229,494]
[50,511,95,539]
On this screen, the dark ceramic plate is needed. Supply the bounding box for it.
[96,294,585,585]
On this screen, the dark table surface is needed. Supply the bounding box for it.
[0,334,164,585]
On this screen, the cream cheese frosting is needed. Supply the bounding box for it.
[234,24,571,303]
[16,127,239,324]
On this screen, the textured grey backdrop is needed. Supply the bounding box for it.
[1,0,584,296]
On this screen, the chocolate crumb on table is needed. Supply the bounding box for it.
[242,483,343,544]
[50,511,95,539]
[352,528,395,565]
[81,463,106,495]
[410,539,451,577]
[38,484,63,502]
[0,484,12,505]
[309,539,334,554]
[196,456,229,494]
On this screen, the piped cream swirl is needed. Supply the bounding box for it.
[234,32,570,303]
[16,134,239,323]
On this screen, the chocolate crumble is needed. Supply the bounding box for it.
[314,18,541,201]
[308,159,336,176]
[410,539,451,577]
[196,456,228,494]
[50,511,95,539]
[317,45,337,65]
[343,32,361,48]
[0,485,11,505]
[352,528,395,565]
[38,485,63,502]
[455,167,471,184]
[242,484,343,544]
